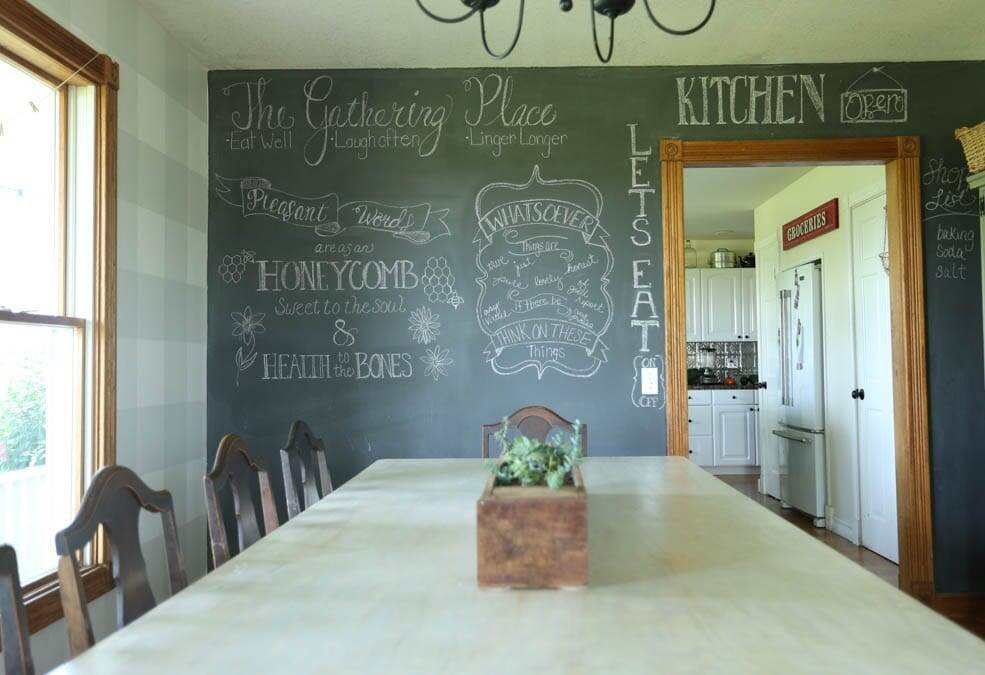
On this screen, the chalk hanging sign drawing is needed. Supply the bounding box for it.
[840,67,908,124]
[215,175,451,243]
[474,165,613,379]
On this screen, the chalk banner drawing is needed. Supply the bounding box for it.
[474,165,613,378]
[215,175,450,243]
[840,67,908,124]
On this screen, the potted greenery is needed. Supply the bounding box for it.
[477,418,587,589]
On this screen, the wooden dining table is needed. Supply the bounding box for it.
[52,457,985,674]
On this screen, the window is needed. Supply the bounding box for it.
[0,0,117,632]
[0,56,85,584]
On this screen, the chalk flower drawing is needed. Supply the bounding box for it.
[218,250,255,284]
[421,256,464,309]
[421,346,454,381]
[231,305,265,386]
[408,307,441,345]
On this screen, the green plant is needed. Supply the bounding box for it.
[490,418,583,490]
[0,355,47,472]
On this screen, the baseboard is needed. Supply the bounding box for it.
[931,593,985,620]
[831,515,859,544]
[706,466,759,476]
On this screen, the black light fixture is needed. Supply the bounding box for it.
[415,0,715,63]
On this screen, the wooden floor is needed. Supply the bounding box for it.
[716,474,900,586]
[717,473,985,638]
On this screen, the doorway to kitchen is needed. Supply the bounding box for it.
[682,165,898,566]
[661,137,931,603]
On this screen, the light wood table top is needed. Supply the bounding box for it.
[52,458,985,674]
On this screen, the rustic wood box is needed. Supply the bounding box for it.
[476,466,587,588]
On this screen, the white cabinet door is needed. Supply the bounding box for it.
[740,268,758,342]
[713,404,755,466]
[685,269,703,341]
[748,407,760,466]
[688,436,714,466]
[701,269,742,341]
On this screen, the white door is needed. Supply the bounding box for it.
[740,268,758,341]
[755,238,781,497]
[685,269,702,341]
[702,269,742,341]
[852,189,898,563]
[713,405,755,466]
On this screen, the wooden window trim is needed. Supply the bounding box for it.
[660,136,934,605]
[0,0,118,634]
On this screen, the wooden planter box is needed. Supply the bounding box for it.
[476,466,587,588]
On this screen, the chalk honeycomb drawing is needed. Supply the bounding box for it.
[421,256,464,309]
[218,250,254,284]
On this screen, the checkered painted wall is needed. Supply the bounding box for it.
[19,2,208,671]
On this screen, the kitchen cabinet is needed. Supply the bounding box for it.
[685,269,702,342]
[688,389,759,468]
[713,405,757,466]
[701,269,742,341]
[740,268,758,341]
[694,269,756,342]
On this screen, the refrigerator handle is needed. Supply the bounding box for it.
[779,289,791,406]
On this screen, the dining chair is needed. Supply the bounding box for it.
[205,434,280,567]
[55,465,188,657]
[280,420,333,519]
[0,545,34,675]
[481,405,589,459]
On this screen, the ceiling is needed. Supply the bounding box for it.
[683,167,812,240]
[136,0,985,70]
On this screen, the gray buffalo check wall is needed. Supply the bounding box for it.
[23,2,208,670]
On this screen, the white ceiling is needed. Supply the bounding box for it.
[136,0,985,70]
[683,167,812,240]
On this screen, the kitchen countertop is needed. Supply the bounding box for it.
[687,383,761,390]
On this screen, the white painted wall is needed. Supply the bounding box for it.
[754,165,885,543]
[5,3,209,672]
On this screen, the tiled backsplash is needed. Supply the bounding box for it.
[687,341,759,380]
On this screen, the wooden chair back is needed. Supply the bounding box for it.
[205,434,280,567]
[0,545,34,675]
[481,406,588,459]
[55,465,188,657]
[280,421,333,519]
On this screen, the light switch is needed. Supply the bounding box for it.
[641,367,661,395]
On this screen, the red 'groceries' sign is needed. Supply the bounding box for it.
[782,198,839,250]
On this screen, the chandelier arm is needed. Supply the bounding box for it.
[590,7,615,64]
[479,0,525,59]
[642,0,716,36]
[415,0,478,24]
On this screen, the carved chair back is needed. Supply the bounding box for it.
[205,434,280,567]
[280,421,333,519]
[481,406,588,459]
[0,545,34,675]
[55,465,187,657]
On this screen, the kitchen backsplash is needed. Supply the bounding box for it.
[687,341,759,381]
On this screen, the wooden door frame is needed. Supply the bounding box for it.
[660,136,933,602]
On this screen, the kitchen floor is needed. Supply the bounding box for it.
[717,474,898,586]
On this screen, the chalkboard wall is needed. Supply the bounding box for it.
[208,62,985,593]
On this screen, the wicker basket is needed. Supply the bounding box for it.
[955,122,985,173]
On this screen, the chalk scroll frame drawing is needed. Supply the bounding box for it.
[473,165,614,379]
[661,136,934,609]
[215,175,451,244]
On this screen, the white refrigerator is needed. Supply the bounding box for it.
[773,261,827,527]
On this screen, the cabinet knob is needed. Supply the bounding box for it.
[688,419,693,423]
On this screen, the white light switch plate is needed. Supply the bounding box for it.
[641,367,661,395]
